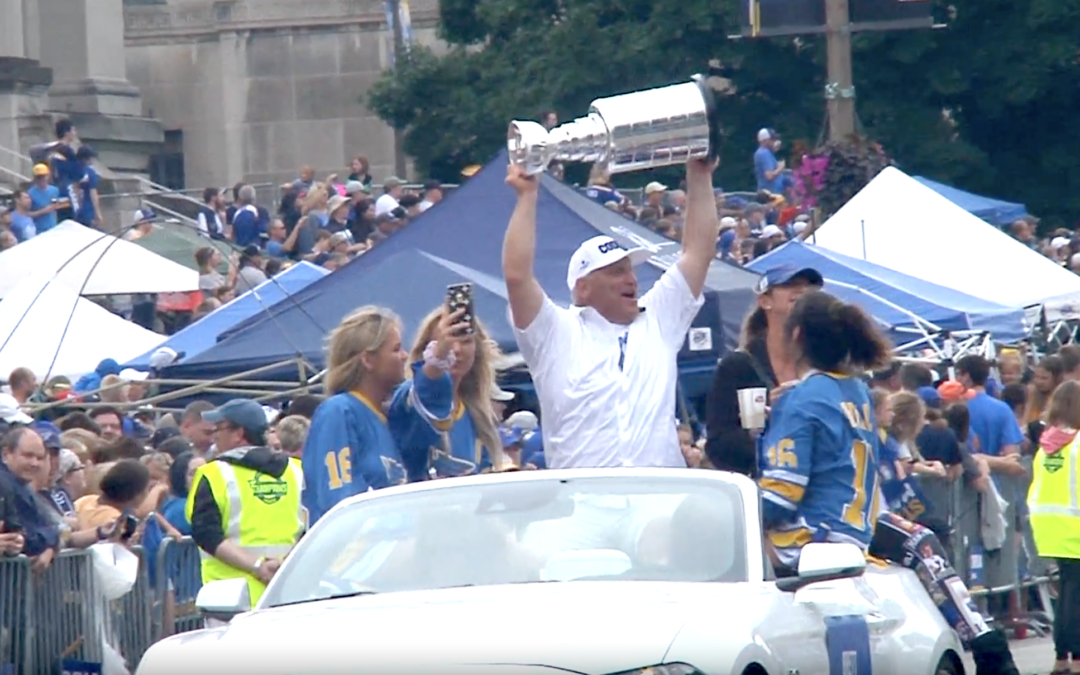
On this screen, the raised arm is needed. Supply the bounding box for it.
[502,165,545,330]
[676,159,722,298]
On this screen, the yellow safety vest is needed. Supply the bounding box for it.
[1027,435,1080,560]
[187,457,305,606]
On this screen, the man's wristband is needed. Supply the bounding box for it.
[252,556,266,574]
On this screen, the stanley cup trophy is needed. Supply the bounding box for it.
[508,75,722,176]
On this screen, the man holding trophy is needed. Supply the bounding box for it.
[502,76,722,472]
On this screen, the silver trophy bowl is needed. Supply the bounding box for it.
[508,75,722,176]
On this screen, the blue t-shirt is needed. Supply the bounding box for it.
[754,146,785,193]
[76,165,100,224]
[966,391,1023,458]
[266,239,284,257]
[9,212,36,242]
[27,184,60,233]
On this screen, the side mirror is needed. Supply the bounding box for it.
[196,578,251,622]
[776,542,867,592]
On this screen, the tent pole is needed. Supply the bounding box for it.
[861,219,866,260]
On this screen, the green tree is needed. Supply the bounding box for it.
[368,0,1080,224]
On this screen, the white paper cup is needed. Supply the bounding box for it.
[737,387,768,430]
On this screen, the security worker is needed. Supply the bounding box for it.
[1027,381,1080,674]
[187,399,304,607]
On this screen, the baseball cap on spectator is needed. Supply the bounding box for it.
[492,386,515,402]
[32,163,50,178]
[0,393,32,425]
[1051,236,1070,250]
[76,145,98,161]
[203,399,269,433]
[916,385,943,410]
[344,181,367,196]
[149,347,181,370]
[719,216,738,229]
[31,420,63,452]
[718,229,737,253]
[938,380,975,402]
[793,221,809,235]
[119,368,149,382]
[753,264,824,295]
[423,179,442,192]
[133,207,158,225]
[566,235,652,291]
[506,411,538,432]
[383,176,403,190]
[644,182,667,195]
[760,224,784,239]
[59,448,84,475]
[757,128,776,142]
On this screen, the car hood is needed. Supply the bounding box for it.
[139,581,774,675]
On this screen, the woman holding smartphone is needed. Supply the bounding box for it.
[388,292,507,480]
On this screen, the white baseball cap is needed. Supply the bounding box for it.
[644,181,668,195]
[566,235,652,291]
[761,224,784,239]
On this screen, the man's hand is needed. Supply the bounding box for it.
[31,547,55,573]
[0,522,24,555]
[505,164,539,197]
[255,557,281,585]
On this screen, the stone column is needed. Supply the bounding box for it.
[37,0,143,116]
[0,2,26,59]
[0,1,52,181]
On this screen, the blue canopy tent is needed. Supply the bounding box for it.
[913,176,1029,227]
[122,262,328,369]
[160,150,760,396]
[747,241,1029,346]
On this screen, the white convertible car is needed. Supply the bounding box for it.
[136,469,965,675]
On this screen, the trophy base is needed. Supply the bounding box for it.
[692,73,724,164]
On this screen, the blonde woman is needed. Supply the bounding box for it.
[388,305,505,479]
[301,306,409,526]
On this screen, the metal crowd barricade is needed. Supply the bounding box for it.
[25,549,102,673]
[918,466,1057,640]
[152,537,205,638]
[0,554,31,675]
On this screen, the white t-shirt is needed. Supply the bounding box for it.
[374,194,401,218]
[513,264,704,469]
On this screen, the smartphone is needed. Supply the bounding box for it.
[120,513,139,540]
[446,283,475,336]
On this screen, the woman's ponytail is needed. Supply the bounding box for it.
[837,303,892,371]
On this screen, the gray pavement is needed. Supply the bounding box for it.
[962,637,1055,675]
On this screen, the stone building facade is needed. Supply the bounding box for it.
[0,0,439,194]
[124,0,441,190]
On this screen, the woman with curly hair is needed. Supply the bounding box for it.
[388,304,506,480]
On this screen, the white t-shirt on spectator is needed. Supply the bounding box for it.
[374,194,400,218]
[513,264,704,470]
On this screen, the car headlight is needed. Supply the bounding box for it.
[607,665,704,675]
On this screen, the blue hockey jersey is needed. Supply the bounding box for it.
[388,363,491,481]
[758,372,882,568]
[302,391,406,526]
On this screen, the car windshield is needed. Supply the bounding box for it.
[262,475,747,608]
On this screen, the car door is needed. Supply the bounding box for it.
[787,577,897,675]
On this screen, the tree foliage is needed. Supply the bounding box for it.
[367,0,1080,225]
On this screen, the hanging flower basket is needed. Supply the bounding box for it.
[795,137,892,217]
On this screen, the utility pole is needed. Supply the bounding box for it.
[824,0,856,141]
[389,0,408,178]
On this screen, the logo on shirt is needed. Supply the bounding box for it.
[1043,452,1065,474]
[248,472,289,505]
[597,240,624,255]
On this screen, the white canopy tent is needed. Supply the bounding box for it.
[811,167,1080,323]
[0,220,198,298]
[0,275,165,379]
